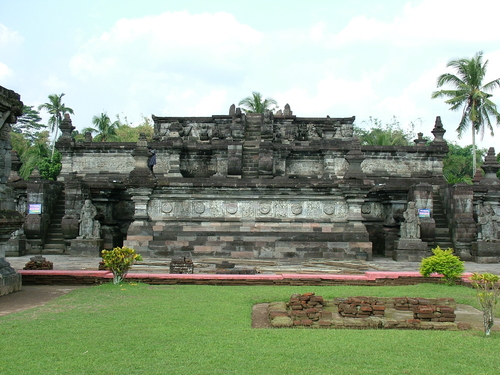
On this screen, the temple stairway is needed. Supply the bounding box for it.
[241,114,261,179]
[430,195,454,251]
[43,189,66,254]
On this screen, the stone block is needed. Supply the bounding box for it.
[69,238,104,256]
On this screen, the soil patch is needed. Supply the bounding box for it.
[0,285,90,317]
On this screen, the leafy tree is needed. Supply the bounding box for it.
[355,117,415,146]
[83,112,121,142]
[11,130,62,180]
[432,51,500,175]
[12,105,47,143]
[38,93,74,159]
[443,143,486,184]
[238,92,278,113]
[114,115,154,142]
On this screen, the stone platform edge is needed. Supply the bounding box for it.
[17,270,474,286]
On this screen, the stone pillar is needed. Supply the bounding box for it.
[166,139,183,177]
[123,134,156,254]
[344,196,372,260]
[123,187,153,255]
[344,137,365,179]
[55,114,75,181]
[450,184,475,260]
[0,85,24,295]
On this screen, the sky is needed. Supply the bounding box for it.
[2,0,500,149]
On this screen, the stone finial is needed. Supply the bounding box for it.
[58,113,75,143]
[431,116,446,143]
[275,109,283,116]
[413,132,426,147]
[229,104,236,116]
[480,147,500,181]
[472,168,484,183]
[28,166,42,181]
[84,132,93,142]
[284,104,293,116]
[136,132,148,149]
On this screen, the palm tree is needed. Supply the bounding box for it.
[38,93,74,159]
[238,92,277,113]
[431,51,500,174]
[83,113,121,142]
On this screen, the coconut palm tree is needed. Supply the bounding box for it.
[431,51,500,174]
[83,112,121,142]
[38,93,74,159]
[238,92,278,113]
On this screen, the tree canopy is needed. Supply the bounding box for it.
[238,92,277,113]
[355,117,416,146]
[83,112,121,142]
[431,51,500,174]
[13,105,47,143]
[38,93,74,159]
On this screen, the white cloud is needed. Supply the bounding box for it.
[326,0,500,47]
[0,23,23,46]
[70,11,262,78]
[0,61,13,80]
[43,74,69,91]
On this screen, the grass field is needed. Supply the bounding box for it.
[0,283,499,375]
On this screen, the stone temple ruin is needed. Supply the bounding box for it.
[3,86,500,268]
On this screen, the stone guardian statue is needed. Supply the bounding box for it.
[78,199,99,239]
[401,201,420,239]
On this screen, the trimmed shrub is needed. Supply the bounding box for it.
[101,246,143,284]
[419,246,464,285]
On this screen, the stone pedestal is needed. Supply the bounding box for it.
[472,241,500,263]
[0,258,22,296]
[69,238,104,256]
[3,236,26,256]
[393,239,429,262]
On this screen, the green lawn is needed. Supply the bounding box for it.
[0,283,499,375]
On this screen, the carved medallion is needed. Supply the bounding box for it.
[323,204,335,215]
[226,202,238,215]
[161,202,173,213]
[361,203,371,215]
[194,202,205,214]
[291,204,303,215]
[259,203,271,215]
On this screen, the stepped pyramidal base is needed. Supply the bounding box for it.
[393,239,429,262]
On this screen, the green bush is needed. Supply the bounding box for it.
[419,246,465,285]
[101,246,143,284]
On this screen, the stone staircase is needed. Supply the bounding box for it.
[43,189,66,254]
[241,114,262,179]
[431,195,454,250]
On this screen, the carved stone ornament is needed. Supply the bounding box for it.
[225,202,238,215]
[161,202,173,213]
[259,203,271,215]
[193,202,205,214]
[291,204,303,215]
[323,204,335,215]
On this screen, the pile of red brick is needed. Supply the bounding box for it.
[336,296,386,318]
[287,292,329,326]
[393,297,456,322]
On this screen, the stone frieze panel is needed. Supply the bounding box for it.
[73,154,134,174]
[148,199,349,221]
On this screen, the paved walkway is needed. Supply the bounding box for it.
[5,254,500,275]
